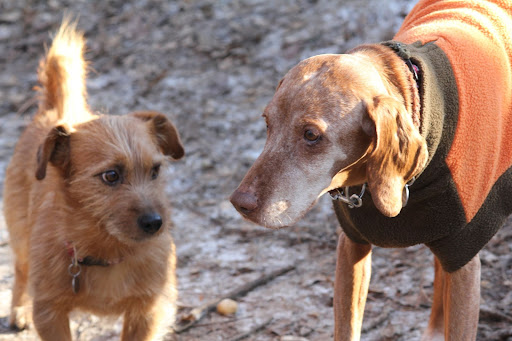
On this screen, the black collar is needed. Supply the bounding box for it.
[66,241,123,267]
[381,41,420,84]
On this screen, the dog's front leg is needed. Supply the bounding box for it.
[121,300,165,341]
[32,300,71,341]
[443,254,480,340]
[10,258,31,330]
[334,232,372,341]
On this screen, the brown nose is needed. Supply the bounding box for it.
[230,190,258,216]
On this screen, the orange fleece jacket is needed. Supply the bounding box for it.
[394,0,512,223]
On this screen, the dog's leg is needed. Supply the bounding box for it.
[334,232,372,341]
[32,300,71,341]
[421,257,445,341]
[10,258,31,330]
[121,300,166,341]
[443,254,480,340]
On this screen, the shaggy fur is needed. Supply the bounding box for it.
[3,21,184,340]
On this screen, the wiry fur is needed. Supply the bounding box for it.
[3,20,183,340]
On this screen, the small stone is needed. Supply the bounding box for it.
[216,298,238,316]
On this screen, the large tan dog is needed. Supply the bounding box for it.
[3,21,184,340]
[231,0,512,339]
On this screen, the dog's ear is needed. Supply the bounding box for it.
[36,125,71,180]
[364,96,428,217]
[132,111,184,160]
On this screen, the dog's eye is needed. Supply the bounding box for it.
[101,170,120,185]
[150,164,160,180]
[304,129,320,143]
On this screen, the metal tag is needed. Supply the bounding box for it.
[72,275,80,294]
[68,262,81,294]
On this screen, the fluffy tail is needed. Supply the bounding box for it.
[37,19,88,123]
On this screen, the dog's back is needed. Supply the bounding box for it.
[395,0,512,222]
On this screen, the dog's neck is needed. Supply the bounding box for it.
[65,241,124,267]
[330,44,424,209]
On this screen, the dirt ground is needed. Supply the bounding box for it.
[0,0,511,340]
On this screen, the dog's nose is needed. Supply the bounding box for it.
[230,190,258,215]
[138,213,163,234]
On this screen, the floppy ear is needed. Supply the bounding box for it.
[35,125,71,180]
[364,96,428,217]
[132,111,185,160]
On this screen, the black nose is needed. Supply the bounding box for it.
[230,190,258,216]
[137,213,163,234]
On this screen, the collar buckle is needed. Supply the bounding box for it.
[329,184,366,208]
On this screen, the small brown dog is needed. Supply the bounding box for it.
[2,21,184,340]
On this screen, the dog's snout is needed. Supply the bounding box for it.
[230,190,258,215]
[138,213,163,234]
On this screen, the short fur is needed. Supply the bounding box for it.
[3,21,184,340]
[230,0,511,339]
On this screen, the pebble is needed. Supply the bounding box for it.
[216,298,238,315]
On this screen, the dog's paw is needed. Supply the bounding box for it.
[9,306,31,331]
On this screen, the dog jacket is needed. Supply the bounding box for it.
[334,0,512,272]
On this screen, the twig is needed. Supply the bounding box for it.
[16,95,38,116]
[227,318,274,341]
[174,264,295,333]
[5,34,48,49]
[188,315,252,329]
[487,328,512,340]
[138,70,168,98]
[480,306,512,323]
[362,306,392,333]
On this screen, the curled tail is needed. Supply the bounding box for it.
[37,19,89,123]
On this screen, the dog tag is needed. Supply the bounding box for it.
[68,262,81,294]
[72,275,80,294]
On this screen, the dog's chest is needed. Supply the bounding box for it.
[75,262,165,312]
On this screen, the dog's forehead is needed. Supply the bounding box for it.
[71,116,160,166]
[266,57,361,122]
